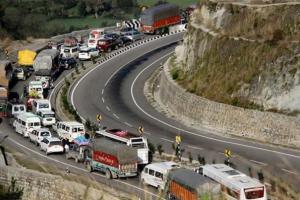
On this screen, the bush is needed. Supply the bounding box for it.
[157,144,164,156]
[148,142,156,155]
[0,177,23,200]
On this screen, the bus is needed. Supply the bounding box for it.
[196,164,267,200]
[96,128,149,165]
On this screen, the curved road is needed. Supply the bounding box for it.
[72,33,300,189]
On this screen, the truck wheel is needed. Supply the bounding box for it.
[105,169,112,179]
[86,162,93,172]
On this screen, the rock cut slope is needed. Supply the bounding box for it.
[174,1,300,114]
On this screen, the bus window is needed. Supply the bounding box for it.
[244,187,264,199]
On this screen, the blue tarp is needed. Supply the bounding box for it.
[74,135,90,146]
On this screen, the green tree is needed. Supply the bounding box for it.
[2,7,22,37]
[78,0,87,16]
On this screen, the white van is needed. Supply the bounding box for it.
[28,81,43,98]
[29,128,52,146]
[36,110,56,126]
[13,112,41,137]
[7,102,26,118]
[32,99,52,114]
[53,121,85,141]
[141,161,179,191]
[61,46,79,59]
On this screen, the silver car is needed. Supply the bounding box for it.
[124,30,143,42]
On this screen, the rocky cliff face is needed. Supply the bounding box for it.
[174,1,300,114]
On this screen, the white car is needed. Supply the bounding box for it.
[79,48,99,60]
[40,137,64,155]
[29,128,52,146]
[36,110,56,126]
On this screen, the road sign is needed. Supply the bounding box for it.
[225,149,231,158]
[138,126,144,134]
[96,114,102,122]
[175,135,181,144]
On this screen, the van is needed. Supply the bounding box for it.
[32,99,51,114]
[13,112,41,137]
[61,46,79,59]
[36,110,56,126]
[53,121,85,141]
[7,102,26,118]
[141,161,179,191]
[28,128,52,146]
[28,81,43,99]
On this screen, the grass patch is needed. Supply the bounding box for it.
[49,15,117,30]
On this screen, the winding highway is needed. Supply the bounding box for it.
[71,33,300,189]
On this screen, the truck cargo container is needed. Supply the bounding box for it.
[96,128,149,165]
[140,4,181,34]
[167,168,220,200]
[85,138,138,179]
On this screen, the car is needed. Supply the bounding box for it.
[60,46,79,59]
[78,48,99,60]
[119,27,136,36]
[13,67,33,81]
[104,33,123,47]
[97,38,120,52]
[124,30,143,42]
[120,36,133,46]
[40,137,64,155]
[29,128,52,146]
[36,110,56,126]
[59,57,77,69]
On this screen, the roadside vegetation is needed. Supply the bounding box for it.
[0,0,195,40]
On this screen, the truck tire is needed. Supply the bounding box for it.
[86,162,93,172]
[105,169,112,179]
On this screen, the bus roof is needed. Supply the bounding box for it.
[203,164,264,190]
[18,112,39,119]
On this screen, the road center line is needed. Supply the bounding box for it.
[113,114,120,119]
[106,106,111,111]
[249,160,268,166]
[124,122,133,127]
[188,145,203,150]
[161,138,173,143]
[282,168,298,175]
[101,97,105,103]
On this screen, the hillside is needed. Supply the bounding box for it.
[173,1,300,114]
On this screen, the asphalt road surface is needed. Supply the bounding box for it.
[71,33,300,190]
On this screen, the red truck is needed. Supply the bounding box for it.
[85,138,138,179]
[140,3,181,34]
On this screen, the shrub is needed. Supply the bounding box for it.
[157,144,164,156]
[148,142,156,155]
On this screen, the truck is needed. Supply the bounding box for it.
[33,49,61,87]
[85,137,138,179]
[0,60,13,117]
[140,3,181,35]
[167,168,220,200]
[96,128,149,165]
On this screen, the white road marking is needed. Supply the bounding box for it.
[161,138,173,143]
[106,106,110,111]
[113,114,120,119]
[101,97,105,103]
[282,168,298,175]
[130,56,300,160]
[188,145,203,150]
[101,89,104,95]
[5,137,162,199]
[124,122,133,127]
[249,160,268,166]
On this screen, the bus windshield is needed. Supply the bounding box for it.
[244,187,264,199]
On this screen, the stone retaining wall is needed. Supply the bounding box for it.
[157,59,300,148]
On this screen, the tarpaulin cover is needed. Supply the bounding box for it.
[74,135,90,146]
[18,50,36,66]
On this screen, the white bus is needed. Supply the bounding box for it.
[196,164,267,200]
[96,129,149,165]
